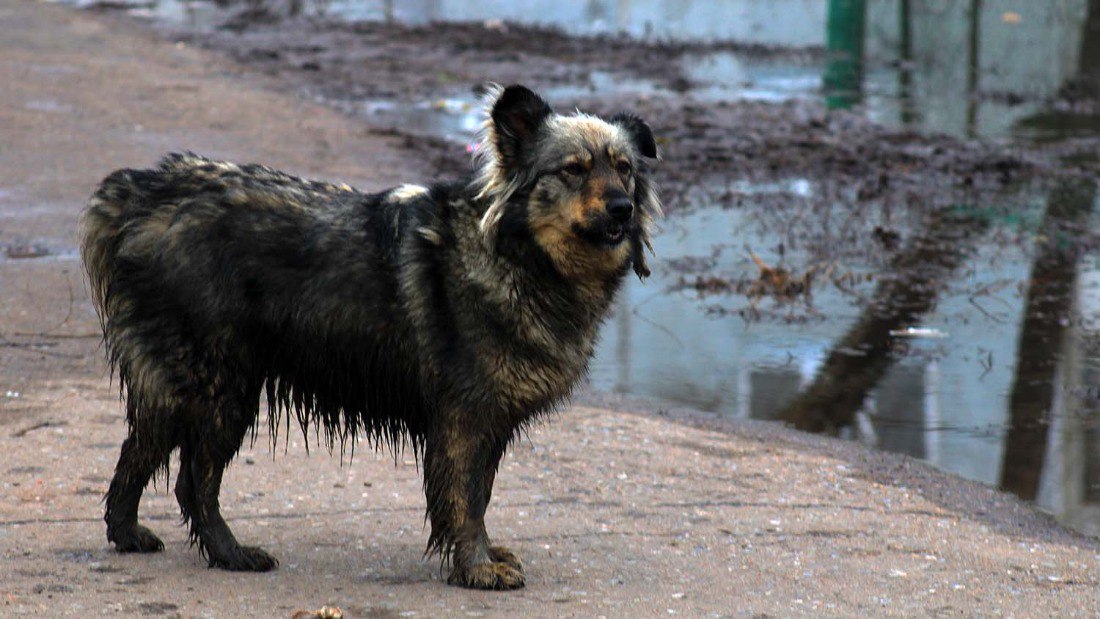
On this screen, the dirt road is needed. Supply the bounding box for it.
[0,1,1097,616]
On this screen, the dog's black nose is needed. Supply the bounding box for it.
[607,195,634,222]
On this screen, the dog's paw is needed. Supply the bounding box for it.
[209,545,279,572]
[447,560,526,590]
[111,524,165,553]
[488,546,523,571]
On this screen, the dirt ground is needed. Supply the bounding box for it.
[1,0,1099,616]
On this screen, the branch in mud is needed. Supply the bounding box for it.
[776,206,992,434]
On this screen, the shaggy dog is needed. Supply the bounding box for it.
[80,84,661,589]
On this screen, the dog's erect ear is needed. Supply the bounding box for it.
[473,84,553,241]
[491,85,553,166]
[611,113,658,159]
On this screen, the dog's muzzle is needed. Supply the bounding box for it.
[603,192,633,245]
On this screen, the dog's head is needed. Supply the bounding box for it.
[472,84,662,281]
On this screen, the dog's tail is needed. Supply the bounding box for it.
[81,172,134,325]
[81,172,144,324]
[79,153,199,327]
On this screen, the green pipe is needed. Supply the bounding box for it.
[824,0,867,110]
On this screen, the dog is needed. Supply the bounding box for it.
[79,84,661,589]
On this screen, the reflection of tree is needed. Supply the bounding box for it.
[1017,0,1100,138]
[1070,0,1100,97]
[999,180,1095,501]
[897,0,916,126]
[965,0,982,137]
[779,208,989,434]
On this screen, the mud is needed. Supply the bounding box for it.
[161,12,1100,186]
[148,9,1100,279]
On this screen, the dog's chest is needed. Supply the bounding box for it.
[479,294,604,414]
[488,332,593,413]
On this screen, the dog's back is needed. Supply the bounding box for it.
[80,152,427,432]
[81,152,362,313]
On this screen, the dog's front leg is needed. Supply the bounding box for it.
[424,418,524,590]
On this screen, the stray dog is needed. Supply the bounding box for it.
[80,84,661,589]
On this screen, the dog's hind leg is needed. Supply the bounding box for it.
[424,421,523,590]
[105,420,174,553]
[174,386,276,572]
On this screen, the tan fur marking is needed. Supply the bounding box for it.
[417,226,444,246]
[563,153,592,170]
[390,184,430,202]
[564,192,605,224]
[528,209,630,282]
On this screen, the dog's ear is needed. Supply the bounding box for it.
[491,85,553,168]
[611,113,658,159]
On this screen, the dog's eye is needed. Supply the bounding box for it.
[560,163,587,177]
[615,161,633,176]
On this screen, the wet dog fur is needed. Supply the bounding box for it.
[79,84,661,589]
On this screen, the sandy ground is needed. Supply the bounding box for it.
[1,0,1098,616]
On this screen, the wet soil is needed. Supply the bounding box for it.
[186,16,818,100]
[167,13,1100,186]
[157,10,1100,277]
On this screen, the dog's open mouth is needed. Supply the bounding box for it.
[604,225,626,245]
[573,221,628,247]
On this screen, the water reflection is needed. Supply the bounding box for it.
[589,182,1100,536]
[862,0,1099,140]
[778,207,989,434]
[1001,180,1095,501]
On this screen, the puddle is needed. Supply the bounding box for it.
[590,181,1100,537]
[349,98,483,144]
[681,52,822,103]
[346,62,815,146]
[63,0,226,29]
